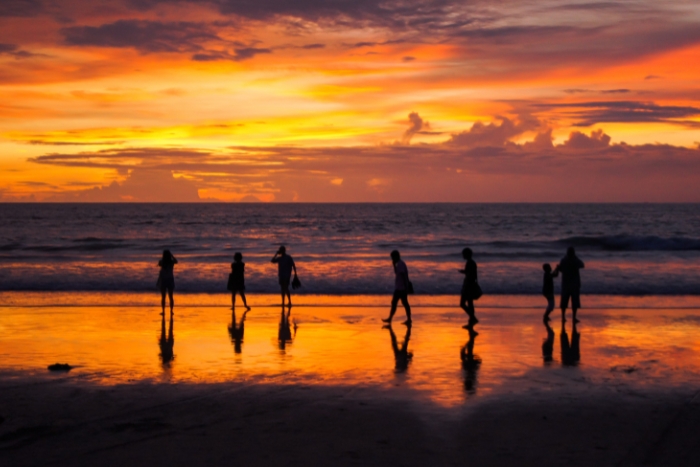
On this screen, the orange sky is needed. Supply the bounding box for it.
[1,0,700,201]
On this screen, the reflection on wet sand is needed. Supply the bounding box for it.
[461,327,481,395]
[561,321,581,367]
[228,309,248,354]
[386,324,413,372]
[278,308,297,351]
[542,320,554,364]
[3,304,700,407]
[159,312,174,369]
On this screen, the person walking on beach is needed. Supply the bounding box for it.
[556,247,585,323]
[228,252,250,311]
[157,249,177,315]
[382,250,412,325]
[459,247,480,327]
[271,245,297,307]
[542,263,559,322]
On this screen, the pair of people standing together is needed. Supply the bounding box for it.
[227,245,299,309]
[382,247,481,327]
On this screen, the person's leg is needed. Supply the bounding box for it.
[231,292,236,308]
[286,289,292,307]
[280,285,286,307]
[572,292,580,322]
[560,292,569,322]
[168,287,174,313]
[160,288,166,314]
[468,298,477,323]
[544,296,554,321]
[384,291,400,322]
[460,292,470,314]
[400,292,411,323]
[240,291,250,309]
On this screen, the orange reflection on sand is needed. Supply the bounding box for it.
[1,297,700,407]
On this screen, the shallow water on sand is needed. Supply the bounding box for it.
[1,295,700,407]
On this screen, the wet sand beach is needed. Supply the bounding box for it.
[2,293,700,466]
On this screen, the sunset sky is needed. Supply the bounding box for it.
[1,0,700,202]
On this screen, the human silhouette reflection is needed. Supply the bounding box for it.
[461,327,481,394]
[385,323,412,372]
[560,321,580,366]
[277,307,296,350]
[228,308,249,354]
[542,319,555,363]
[159,311,175,368]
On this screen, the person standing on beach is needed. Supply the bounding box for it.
[228,252,250,311]
[555,246,585,323]
[271,245,297,307]
[542,263,559,322]
[459,247,480,327]
[382,250,412,325]
[157,249,177,315]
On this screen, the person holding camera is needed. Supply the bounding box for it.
[271,245,298,307]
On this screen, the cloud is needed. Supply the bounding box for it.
[0,43,41,59]
[447,115,539,148]
[536,101,700,127]
[401,112,430,144]
[0,0,42,17]
[28,120,700,202]
[61,20,221,53]
[49,169,201,202]
[301,43,325,49]
[562,129,611,150]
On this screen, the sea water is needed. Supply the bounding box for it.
[1,203,699,296]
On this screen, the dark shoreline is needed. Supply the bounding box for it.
[1,378,699,466]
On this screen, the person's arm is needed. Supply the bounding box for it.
[578,259,585,269]
[172,256,178,264]
[401,264,409,288]
[552,269,559,278]
[292,259,297,276]
[271,253,279,263]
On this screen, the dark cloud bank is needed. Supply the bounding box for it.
[29,116,700,202]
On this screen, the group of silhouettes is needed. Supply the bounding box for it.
[157,245,585,326]
[157,245,586,389]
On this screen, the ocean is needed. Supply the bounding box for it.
[0,203,699,296]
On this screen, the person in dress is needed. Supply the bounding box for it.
[271,245,297,307]
[228,252,250,311]
[382,250,412,325]
[459,247,479,327]
[158,249,177,315]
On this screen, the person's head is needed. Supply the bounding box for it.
[543,263,552,272]
[390,250,401,263]
[567,246,576,257]
[162,249,172,261]
[278,245,286,255]
[234,252,242,263]
[462,247,473,260]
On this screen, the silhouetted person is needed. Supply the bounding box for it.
[159,311,174,368]
[542,263,559,322]
[560,321,580,366]
[461,327,481,394]
[555,246,585,323]
[382,250,412,325]
[386,323,413,372]
[228,308,248,354]
[459,247,480,327]
[158,249,178,314]
[542,319,554,363]
[271,245,297,308]
[228,252,250,311]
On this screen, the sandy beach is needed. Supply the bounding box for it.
[2,293,700,466]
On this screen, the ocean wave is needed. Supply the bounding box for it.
[557,235,700,251]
